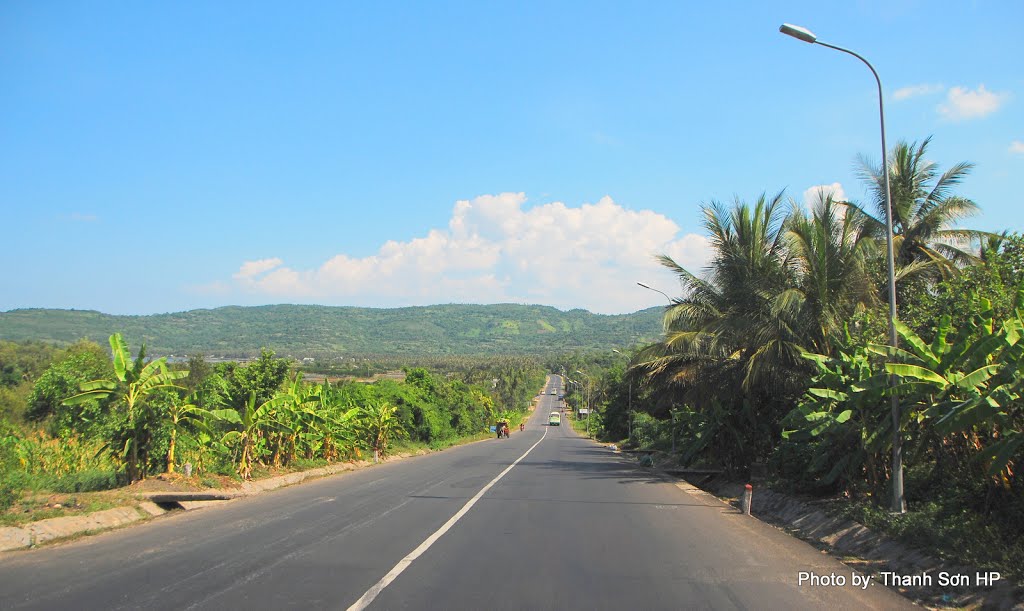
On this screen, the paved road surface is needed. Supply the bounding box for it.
[0,375,914,610]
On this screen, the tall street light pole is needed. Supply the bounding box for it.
[575,370,592,438]
[637,282,677,451]
[567,379,579,415]
[576,379,582,422]
[779,23,904,513]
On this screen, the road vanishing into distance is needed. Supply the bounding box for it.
[0,376,914,610]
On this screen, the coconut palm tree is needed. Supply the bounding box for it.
[653,191,798,393]
[632,193,805,473]
[979,230,1010,264]
[851,136,986,281]
[636,191,884,472]
[780,190,877,355]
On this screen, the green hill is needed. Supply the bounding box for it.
[0,304,664,358]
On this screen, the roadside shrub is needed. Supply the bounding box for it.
[583,409,605,439]
[51,468,119,493]
[11,431,114,477]
[768,440,840,495]
[0,467,39,509]
[631,412,669,449]
[0,479,18,511]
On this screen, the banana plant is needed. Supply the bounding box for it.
[310,384,360,461]
[281,375,325,464]
[782,331,892,491]
[64,333,186,481]
[180,420,226,478]
[163,383,235,475]
[928,313,1024,479]
[360,400,406,462]
[870,310,1006,415]
[873,301,1024,481]
[164,400,206,474]
[211,391,288,479]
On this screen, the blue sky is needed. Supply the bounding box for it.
[2,1,1022,315]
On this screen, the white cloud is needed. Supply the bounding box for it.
[802,183,847,208]
[229,193,712,314]
[1010,140,1024,154]
[893,83,943,101]
[233,258,283,281]
[938,85,1008,121]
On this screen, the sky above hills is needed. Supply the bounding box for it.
[3,1,1022,315]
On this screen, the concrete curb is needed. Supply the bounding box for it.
[1,506,150,551]
[0,453,423,553]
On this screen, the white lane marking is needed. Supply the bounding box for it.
[346,427,548,611]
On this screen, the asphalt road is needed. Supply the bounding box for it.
[0,375,914,610]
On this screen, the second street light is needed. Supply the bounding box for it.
[637,282,673,304]
[779,22,904,513]
[571,379,584,429]
[575,370,593,438]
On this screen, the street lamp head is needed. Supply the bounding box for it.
[637,281,674,305]
[779,23,817,44]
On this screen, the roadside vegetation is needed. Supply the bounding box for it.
[557,137,1024,583]
[0,341,544,519]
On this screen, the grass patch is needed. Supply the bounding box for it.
[51,468,119,493]
[199,475,223,489]
[0,493,124,527]
[569,413,595,437]
[289,458,329,471]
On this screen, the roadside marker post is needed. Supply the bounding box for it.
[742,484,753,516]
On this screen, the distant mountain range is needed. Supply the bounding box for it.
[0,304,665,358]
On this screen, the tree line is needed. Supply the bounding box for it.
[1,338,545,508]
